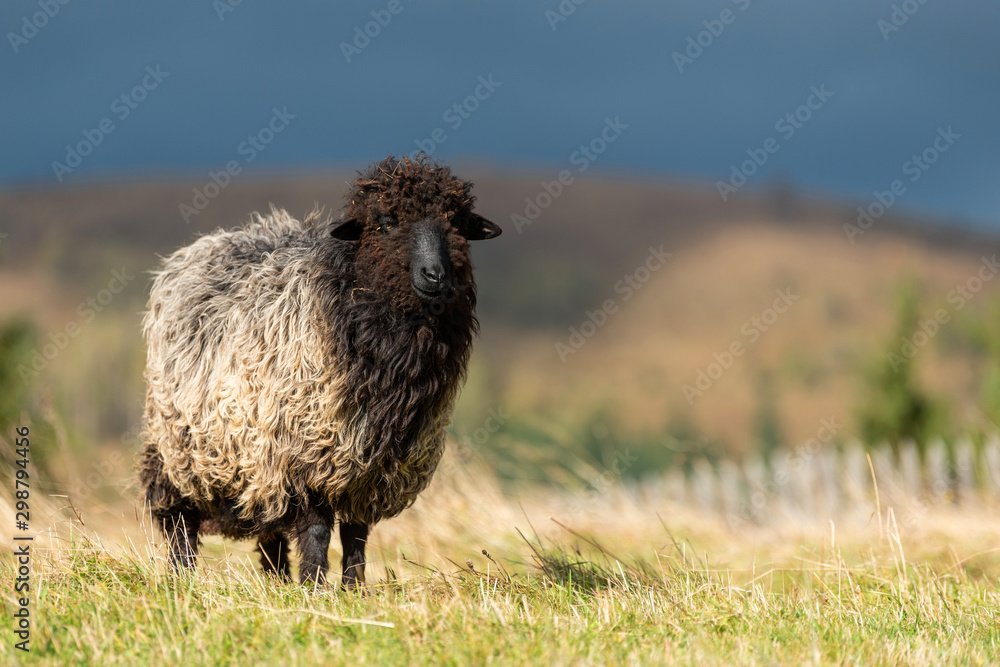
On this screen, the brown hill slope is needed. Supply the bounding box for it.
[1,169,998,453]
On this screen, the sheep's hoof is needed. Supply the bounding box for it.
[299,570,327,587]
[342,565,366,592]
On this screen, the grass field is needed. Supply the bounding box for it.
[2,449,999,666]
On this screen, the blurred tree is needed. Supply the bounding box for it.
[979,300,1000,426]
[765,173,797,221]
[753,371,783,469]
[0,318,37,435]
[856,282,946,464]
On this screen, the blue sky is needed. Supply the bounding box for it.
[2,0,998,228]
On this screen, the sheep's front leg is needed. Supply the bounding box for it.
[258,534,291,579]
[296,521,331,584]
[161,510,201,572]
[340,521,369,590]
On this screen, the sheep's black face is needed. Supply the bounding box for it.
[409,218,452,303]
[331,156,501,317]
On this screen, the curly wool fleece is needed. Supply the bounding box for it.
[140,158,487,530]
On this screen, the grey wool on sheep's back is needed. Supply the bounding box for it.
[138,156,501,586]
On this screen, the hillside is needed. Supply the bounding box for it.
[2,169,999,461]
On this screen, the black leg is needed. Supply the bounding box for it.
[143,447,201,572]
[340,521,369,590]
[296,520,331,585]
[258,534,291,579]
[161,510,201,572]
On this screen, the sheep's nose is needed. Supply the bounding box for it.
[420,264,446,286]
[411,220,451,301]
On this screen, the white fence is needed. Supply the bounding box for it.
[636,436,1000,530]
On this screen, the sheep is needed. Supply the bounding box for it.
[138,156,501,586]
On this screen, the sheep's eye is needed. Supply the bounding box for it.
[376,217,398,235]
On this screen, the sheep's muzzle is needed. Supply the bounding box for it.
[410,219,452,303]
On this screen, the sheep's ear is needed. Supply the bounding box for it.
[465,214,502,241]
[331,218,364,241]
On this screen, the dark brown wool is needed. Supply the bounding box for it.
[138,156,501,584]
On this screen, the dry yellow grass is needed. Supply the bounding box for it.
[2,443,1000,665]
